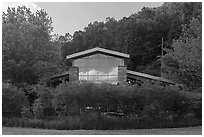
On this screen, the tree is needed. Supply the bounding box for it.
[59,33,72,43]
[2,6,62,86]
[60,2,201,78]
[163,17,202,91]
[2,83,28,117]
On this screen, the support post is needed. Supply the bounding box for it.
[118,66,127,85]
[69,67,79,82]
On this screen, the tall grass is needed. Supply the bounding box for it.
[2,114,201,130]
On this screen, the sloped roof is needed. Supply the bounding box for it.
[49,71,70,80]
[66,47,129,60]
[127,70,175,84]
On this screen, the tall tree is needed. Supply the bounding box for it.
[163,17,202,91]
[2,6,62,86]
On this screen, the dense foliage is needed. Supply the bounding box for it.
[2,3,202,90]
[60,3,201,78]
[2,82,202,129]
[163,17,202,91]
[52,82,202,119]
[2,83,28,117]
[2,6,63,87]
[2,2,202,130]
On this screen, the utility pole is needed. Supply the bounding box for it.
[161,37,164,78]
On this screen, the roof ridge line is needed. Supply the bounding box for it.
[66,47,129,59]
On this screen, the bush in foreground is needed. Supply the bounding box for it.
[2,82,202,130]
[2,83,28,117]
[2,113,201,130]
[52,82,201,119]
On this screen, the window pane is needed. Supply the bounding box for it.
[88,75,98,81]
[72,53,124,84]
[108,67,118,75]
[98,67,110,75]
[98,75,108,81]
[98,59,109,67]
[79,67,89,75]
[88,67,98,75]
[109,56,124,66]
[87,59,98,67]
[74,59,88,67]
[108,75,118,81]
[79,75,88,80]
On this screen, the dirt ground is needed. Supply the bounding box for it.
[2,126,202,135]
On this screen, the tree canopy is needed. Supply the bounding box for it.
[2,6,63,86]
[163,17,202,91]
[60,2,201,78]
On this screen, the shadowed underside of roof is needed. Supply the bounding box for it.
[49,71,70,80]
[127,70,175,84]
[66,47,130,60]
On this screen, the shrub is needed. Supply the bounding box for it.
[2,83,28,117]
[3,81,201,130]
[21,107,33,118]
[30,84,56,118]
[51,81,201,121]
[2,113,201,130]
[33,98,44,119]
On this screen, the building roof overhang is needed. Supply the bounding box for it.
[127,70,175,84]
[49,71,70,80]
[66,47,130,60]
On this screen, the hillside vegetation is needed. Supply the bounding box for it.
[2,2,202,130]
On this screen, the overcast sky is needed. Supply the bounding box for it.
[2,2,163,36]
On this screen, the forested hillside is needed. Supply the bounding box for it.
[2,3,202,128]
[2,2,202,91]
[60,2,201,77]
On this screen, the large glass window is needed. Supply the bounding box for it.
[73,53,124,84]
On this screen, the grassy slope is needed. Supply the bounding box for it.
[2,126,202,135]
